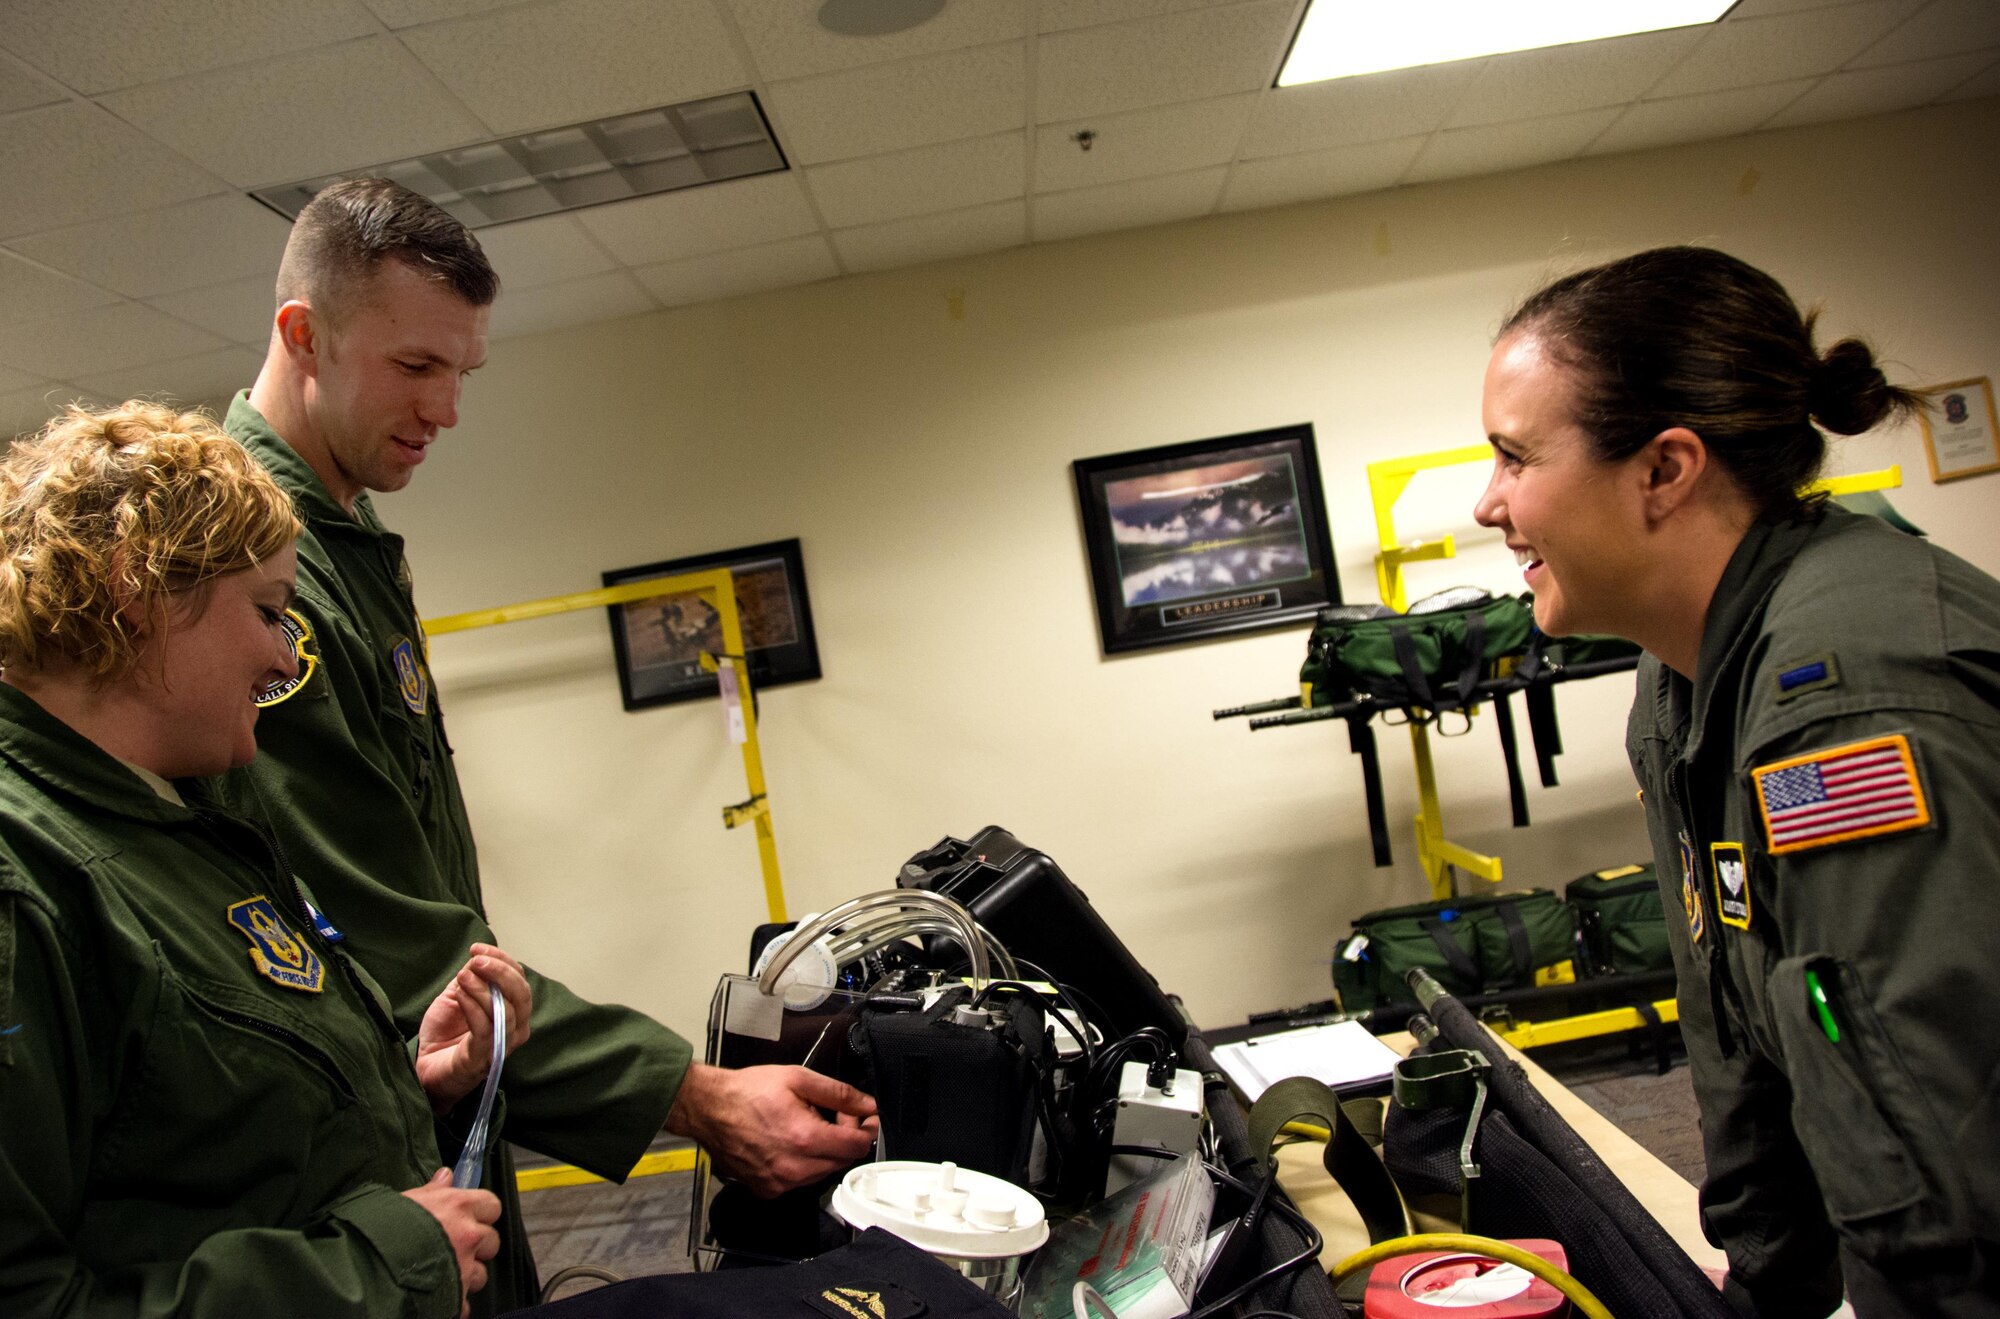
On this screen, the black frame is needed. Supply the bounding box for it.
[1073,423,1340,655]
[603,537,821,710]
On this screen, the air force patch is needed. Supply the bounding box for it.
[256,609,319,707]
[227,896,324,993]
[1679,834,1703,945]
[391,636,429,715]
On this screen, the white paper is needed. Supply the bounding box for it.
[1212,1019,1400,1101]
[717,660,748,744]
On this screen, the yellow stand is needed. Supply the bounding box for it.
[1367,445,1502,900]
[426,567,789,925]
[1365,446,1905,902]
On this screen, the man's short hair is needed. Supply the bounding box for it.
[276,178,499,323]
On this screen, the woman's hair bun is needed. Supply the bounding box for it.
[1810,338,1896,436]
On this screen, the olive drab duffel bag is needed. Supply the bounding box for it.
[1565,863,1672,977]
[1332,889,1577,1012]
[1300,589,1543,714]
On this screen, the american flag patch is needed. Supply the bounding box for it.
[1752,734,1930,855]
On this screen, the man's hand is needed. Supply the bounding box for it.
[414,943,533,1114]
[666,1062,878,1197]
[401,1168,500,1318]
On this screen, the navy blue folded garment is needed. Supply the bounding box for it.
[522,1226,1016,1318]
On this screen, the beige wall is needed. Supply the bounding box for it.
[388,96,2000,1040]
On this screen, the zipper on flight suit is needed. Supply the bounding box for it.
[1675,760,1741,1058]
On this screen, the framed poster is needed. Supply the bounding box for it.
[1072,423,1340,655]
[1918,376,2000,483]
[602,537,821,710]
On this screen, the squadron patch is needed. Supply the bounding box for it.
[1712,841,1751,930]
[226,896,324,993]
[1679,835,1703,945]
[391,636,429,716]
[1752,733,1930,855]
[256,609,319,707]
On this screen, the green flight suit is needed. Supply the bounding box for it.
[0,684,462,1318]
[1627,506,2000,1317]
[216,395,692,1311]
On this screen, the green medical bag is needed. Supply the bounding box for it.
[1301,592,1539,713]
[1565,863,1672,976]
[1332,888,1578,1012]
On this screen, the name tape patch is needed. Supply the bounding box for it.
[1752,733,1930,855]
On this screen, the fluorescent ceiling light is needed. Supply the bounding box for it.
[252,92,785,230]
[1277,0,1735,87]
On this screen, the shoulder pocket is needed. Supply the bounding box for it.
[1768,955,1971,1268]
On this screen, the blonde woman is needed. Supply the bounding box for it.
[0,403,531,1319]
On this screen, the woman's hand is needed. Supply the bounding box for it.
[401,1168,501,1318]
[414,943,532,1114]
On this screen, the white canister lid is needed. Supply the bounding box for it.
[831,1161,1049,1259]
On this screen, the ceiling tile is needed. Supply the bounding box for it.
[473,213,616,292]
[1650,4,1918,97]
[1035,94,1256,192]
[763,42,1025,165]
[725,0,1026,80]
[71,345,265,408]
[0,251,122,327]
[100,37,489,189]
[1850,0,2000,68]
[148,274,279,345]
[401,0,747,136]
[0,0,379,96]
[1585,80,1815,155]
[7,194,290,299]
[1219,135,1425,212]
[1446,28,1707,128]
[632,234,840,307]
[1766,49,2000,125]
[1940,54,2000,98]
[1725,0,1883,15]
[0,102,224,239]
[1406,107,1621,184]
[1036,0,1295,122]
[1240,63,1481,159]
[0,49,69,115]
[485,269,657,339]
[1039,0,1247,33]
[0,302,227,380]
[360,0,523,27]
[831,200,1027,273]
[573,172,819,265]
[805,132,1024,229]
[1032,167,1224,243]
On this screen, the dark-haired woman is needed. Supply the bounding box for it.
[1474,247,2000,1319]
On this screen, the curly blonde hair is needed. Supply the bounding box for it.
[0,401,301,679]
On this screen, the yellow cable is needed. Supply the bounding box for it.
[1331,1232,1615,1319]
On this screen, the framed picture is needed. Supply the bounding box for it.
[1918,376,2000,483]
[602,537,821,710]
[1073,423,1341,655]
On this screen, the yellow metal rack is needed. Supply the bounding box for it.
[425,566,789,925]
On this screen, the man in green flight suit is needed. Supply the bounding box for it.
[215,178,877,1312]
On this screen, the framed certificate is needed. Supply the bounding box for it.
[1918,376,2000,483]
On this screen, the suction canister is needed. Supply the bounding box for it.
[831,1160,1049,1308]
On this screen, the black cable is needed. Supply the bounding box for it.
[1185,1165,1324,1319]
